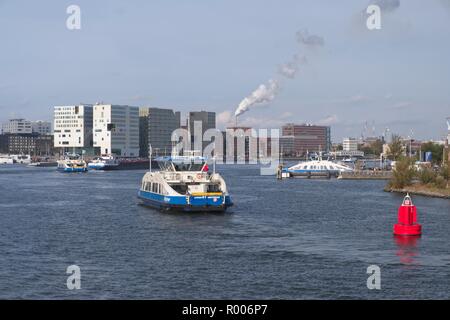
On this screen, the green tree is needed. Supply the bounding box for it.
[421,142,444,164]
[387,134,404,160]
[389,156,415,189]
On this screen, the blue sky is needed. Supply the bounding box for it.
[0,0,449,141]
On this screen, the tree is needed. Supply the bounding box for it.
[387,134,404,160]
[421,142,444,164]
[389,156,415,189]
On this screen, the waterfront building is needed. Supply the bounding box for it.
[280,123,331,156]
[0,133,55,156]
[53,105,94,153]
[93,104,140,157]
[343,138,358,152]
[32,121,52,135]
[1,119,32,134]
[188,111,216,154]
[140,107,180,157]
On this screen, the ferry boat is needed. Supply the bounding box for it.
[57,154,88,173]
[87,155,119,170]
[138,155,233,212]
[280,155,353,179]
[0,155,14,164]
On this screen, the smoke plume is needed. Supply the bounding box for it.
[234,79,279,117]
[234,30,323,117]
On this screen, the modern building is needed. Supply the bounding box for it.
[32,121,52,135]
[1,119,32,134]
[53,105,94,153]
[93,104,140,157]
[343,138,358,152]
[140,107,181,157]
[188,111,216,154]
[280,123,331,156]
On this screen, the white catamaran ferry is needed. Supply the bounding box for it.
[138,155,233,212]
[281,154,353,178]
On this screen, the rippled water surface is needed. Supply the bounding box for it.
[0,164,449,299]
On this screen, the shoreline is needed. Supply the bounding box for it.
[384,185,450,199]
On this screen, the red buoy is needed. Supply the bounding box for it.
[393,194,422,236]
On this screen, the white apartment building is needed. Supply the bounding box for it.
[53,105,93,149]
[93,104,139,157]
[32,120,52,135]
[343,138,358,152]
[1,119,32,134]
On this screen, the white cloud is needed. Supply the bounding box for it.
[317,114,339,126]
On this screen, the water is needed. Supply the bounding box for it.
[0,164,449,299]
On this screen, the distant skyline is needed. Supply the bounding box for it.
[0,0,449,141]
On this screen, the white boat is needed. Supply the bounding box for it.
[282,155,353,178]
[87,155,119,170]
[138,154,233,212]
[0,155,14,164]
[11,155,31,164]
[57,154,88,173]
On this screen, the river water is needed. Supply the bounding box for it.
[0,164,449,299]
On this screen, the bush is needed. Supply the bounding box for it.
[417,167,437,185]
[434,176,447,189]
[389,157,415,189]
[440,164,450,181]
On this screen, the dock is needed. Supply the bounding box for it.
[338,171,392,180]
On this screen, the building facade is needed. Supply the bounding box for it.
[280,123,331,156]
[343,138,358,152]
[1,119,32,134]
[0,133,55,156]
[32,121,52,135]
[93,104,140,157]
[141,107,181,157]
[53,105,93,152]
[188,111,216,154]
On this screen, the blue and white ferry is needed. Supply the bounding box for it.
[138,155,233,212]
[57,154,88,173]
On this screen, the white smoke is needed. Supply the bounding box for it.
[234,30,323,118]
[296,30,325,47]
[234,79,279,117]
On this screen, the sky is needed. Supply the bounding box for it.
[0,0,449,142]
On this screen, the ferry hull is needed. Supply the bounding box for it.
[138,190,233,212]
[57,167,88,173]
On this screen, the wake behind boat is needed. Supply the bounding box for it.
[138,154,233,212]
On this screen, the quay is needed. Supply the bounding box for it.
[338,171,392,180]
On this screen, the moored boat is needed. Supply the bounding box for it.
[87,155,119,170]
[280,155,353,179]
